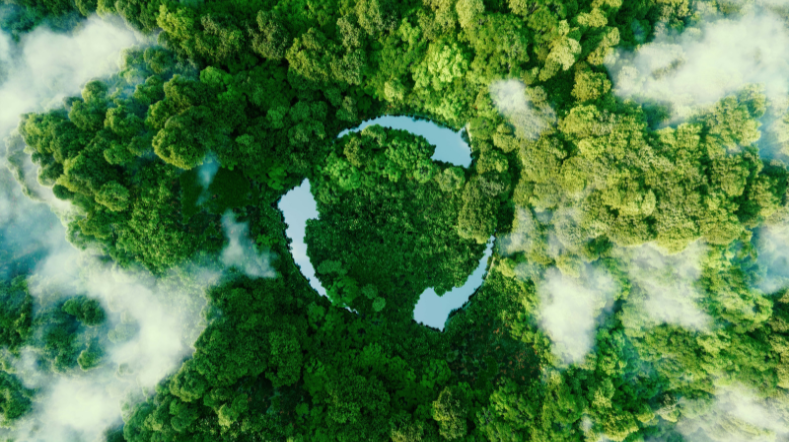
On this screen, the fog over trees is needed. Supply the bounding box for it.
[1,0,789,441]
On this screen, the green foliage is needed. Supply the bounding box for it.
[456,0,484,30]
[32,295,109,373]
[94,181,130,212]
[372,297,386,312]
[0,277,111,399]
[0,372,33,426]
[62,295,106,326]
[307,128,486,318]
[433,386,468,439]
[458,176,500,244]
[0,277,33,352]
[77,339,105,370]
[10,1,789,442]
[251,11,291,60]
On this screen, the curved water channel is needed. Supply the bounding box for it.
[278,116,493,330]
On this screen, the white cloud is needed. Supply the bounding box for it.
[753,224,789,293]
[81,263,215,387]
[0,167,69,280]
[3,182,274,442]
[617,242,711,331]
[497,207,540,257]
[0,16,140,219]
[0,16,224,442]
[537,265,617,365]
[489,79,556,141]
[13,246,218,442]
[606,12,789,119]
[221,211,277,279]
[677,384,789,442]
[197,158,220,189]
[24,379,122,441]
[193,158,220,206]
[735,0,789,7]
[0,16,139,137]
[0,30,10,61]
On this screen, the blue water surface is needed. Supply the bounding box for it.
[338,116,472,167]
[278,180,325,297]
[280,118,485,329]
[413,240,493,330]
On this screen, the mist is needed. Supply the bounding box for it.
[0,15,140,278]
[536,265,617,365]
[489,79,556,141]
[0,15,215,442]
[753,224,789,294]
[221,211,277,279]
[606,10,789,120]
[0,16,139,137]
[616,242,711,331]
[496,207,540,257]
[500,207,620,363]
[676,384,789,442]
[11,245,217,442]
[197,159,220,189]
[0,199,269,442]
[0,167,65,280]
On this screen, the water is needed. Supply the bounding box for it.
[277,180,326,296]
[280,117,483,327]
[413,240,493,330]
[338,116,472,167]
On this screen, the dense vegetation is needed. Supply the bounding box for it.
[1,0,789,441]
[306,127,487,319]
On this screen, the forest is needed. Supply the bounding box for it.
[1,0,789,441]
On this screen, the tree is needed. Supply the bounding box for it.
[0,277,33,352]
[456,0,484,30]
[95,181,131,212]
[77,340,104,370]
[413,41,470,92]
[307,128,485,319]
[0,372,33,426]
[572,68,612,102]
[10,2,789,442]
[152,106,212,169]
[356,0,397,36]
[432,387,468,440]
[62,296,106,326]
[458,177,499,244]
[251,11,291,60]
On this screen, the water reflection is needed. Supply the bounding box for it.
[338,116,472,167]
[278,180,325,296]
[413,239,493,330]
[280,117,483,328]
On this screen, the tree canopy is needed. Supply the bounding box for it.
[2,0,789,441]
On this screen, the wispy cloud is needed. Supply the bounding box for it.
[1,196,272,441]
[0,16,140,215]
[617,242,711,331]
[677,384,789,442]
[536,265,618,365]
[753,224,789,293]
[496,207,541,257]
[489,79,556,141]
[606,12,789,119]
[0,168,66,279]
[0,16,139,138]
[0,16,218,441]
[12,244,218,442]
[221,211,277,279]
[197,159,220,189]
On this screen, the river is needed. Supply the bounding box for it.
[279,116,489,330]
